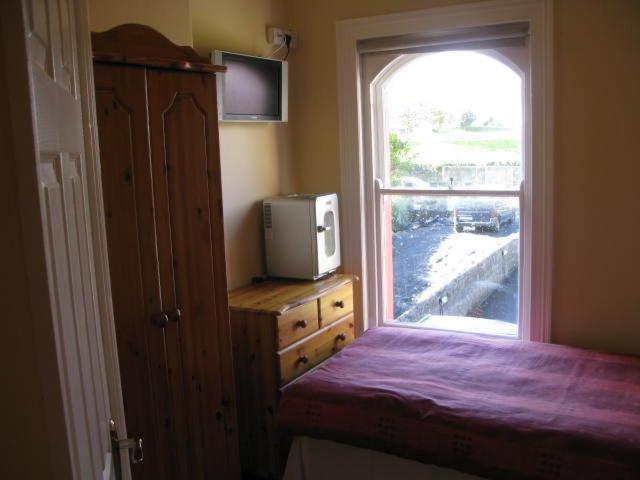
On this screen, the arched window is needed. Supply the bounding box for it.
[337,3,553,343]
[364,48,528,337]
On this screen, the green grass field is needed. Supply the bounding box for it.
[451,138,520,152]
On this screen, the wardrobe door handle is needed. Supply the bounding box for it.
[151,312,169,328]
[167,308,181,323]
[296,355,309,365]
[295,319,308,329]
[334,300,345,308]
[336,333,347,342]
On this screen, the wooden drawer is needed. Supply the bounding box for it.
[229,274,357,478]
[278,315,354,386]
[319,284,353,326]
[277,301,319,349]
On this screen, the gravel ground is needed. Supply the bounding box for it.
[392,217,519,321]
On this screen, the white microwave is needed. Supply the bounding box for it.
[263,193,341,280]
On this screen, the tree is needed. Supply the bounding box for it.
[459,110,477,130]
[429,109,449,132]
[389,132,416,185]
[398,102,430,133]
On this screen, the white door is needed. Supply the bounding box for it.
[1,0,129,479]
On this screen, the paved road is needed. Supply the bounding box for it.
[467,269,518,323]
[392,217,519,320]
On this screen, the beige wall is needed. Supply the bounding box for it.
[191,0,292,289]
[88,0,193,45]
[284,0,640,354]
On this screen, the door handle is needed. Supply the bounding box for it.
[110,418,144,480]
[119,438,144,464]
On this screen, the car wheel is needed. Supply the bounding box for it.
[455,224,464,233]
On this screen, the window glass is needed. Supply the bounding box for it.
[378,51,523,336]
[383,51,522,190]
[383,195,519,335]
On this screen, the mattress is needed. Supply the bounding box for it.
[278,327,640,479]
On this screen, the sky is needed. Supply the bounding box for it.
[383,51,522,128]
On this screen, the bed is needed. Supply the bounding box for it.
[278,327,640,479]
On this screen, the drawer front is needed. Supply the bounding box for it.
[277,301,319,349]
[319,284,353,327]
[278,315,354,386]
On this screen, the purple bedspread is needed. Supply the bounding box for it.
[279,327,640,479]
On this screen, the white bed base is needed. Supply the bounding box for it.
[284,436,484,480]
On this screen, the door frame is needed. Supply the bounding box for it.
[336,0,554,341]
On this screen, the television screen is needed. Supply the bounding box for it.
[213,51,288,122]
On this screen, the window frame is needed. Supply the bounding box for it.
[368,50,526,338]
[336,0,553,341]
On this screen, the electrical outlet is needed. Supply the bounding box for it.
[267,26,298,48]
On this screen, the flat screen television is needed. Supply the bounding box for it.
[212,50,288,122]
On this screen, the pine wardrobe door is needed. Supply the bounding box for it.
[94,63,175,480]
[145,68,240,480]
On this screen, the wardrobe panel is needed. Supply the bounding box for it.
[94,64,174,480]
[146,68,240,480]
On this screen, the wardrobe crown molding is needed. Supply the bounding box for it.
[91,23,226,74]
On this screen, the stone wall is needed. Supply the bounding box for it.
[397,236,519,322]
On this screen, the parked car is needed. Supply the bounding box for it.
[452,197,516,232]
[396,177,449,226]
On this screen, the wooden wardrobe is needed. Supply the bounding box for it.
[92,25,239,480]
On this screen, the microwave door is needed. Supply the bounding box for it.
[315,195,341,275]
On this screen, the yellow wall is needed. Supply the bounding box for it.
[88,0,193,45]
[87,0,640,353]
[284,0,640,354]
[284,0,473,193]
[191,0,292,289]
[552,0,640,354]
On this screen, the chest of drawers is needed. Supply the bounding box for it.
[228,274,356,478]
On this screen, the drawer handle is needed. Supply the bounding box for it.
[296,355,309,365]
[336,333,347,342]
[334,300,345,308]
[295,319,308,328]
